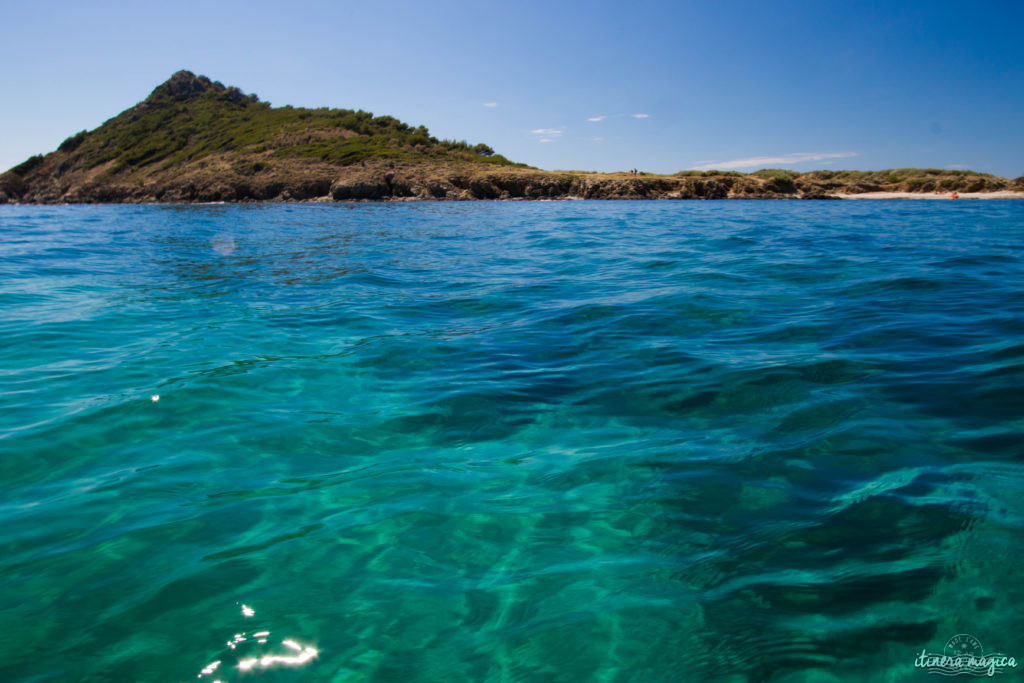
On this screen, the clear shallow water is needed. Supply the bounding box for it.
[1,201,1022,682]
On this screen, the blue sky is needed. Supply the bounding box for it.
[2,0,1022,177]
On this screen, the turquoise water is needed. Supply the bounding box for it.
[1,201,1022,681]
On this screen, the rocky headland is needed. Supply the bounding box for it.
[3,71,1022,204]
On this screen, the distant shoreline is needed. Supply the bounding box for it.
[7,160,1023,205]
[834,191,1024,200]
[5,193,1024,206]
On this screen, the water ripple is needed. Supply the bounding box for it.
[1,201,1022,680]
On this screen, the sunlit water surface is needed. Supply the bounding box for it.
[1,201,1022,681]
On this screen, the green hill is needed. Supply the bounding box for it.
[0,70,526,203]
[58,71,518,171]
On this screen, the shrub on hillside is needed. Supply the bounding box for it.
[752,168,800,181]
[58,130,88,153]
[11,155,43,176]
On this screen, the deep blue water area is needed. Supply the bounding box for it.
[1,201,1022,681]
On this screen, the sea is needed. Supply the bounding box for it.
[1,201,1022,682]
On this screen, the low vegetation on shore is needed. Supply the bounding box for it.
[2,72,1022,204]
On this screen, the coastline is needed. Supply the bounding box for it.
[6,195,1024,206]
[7,192,1024,206]
[6,162,1024,205]
[834,190,1024,200]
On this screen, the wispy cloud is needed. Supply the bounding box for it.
[482,102,498,108]
[592,137,603,142]
[588,113,648,122]
[693,151,858,171]
[945,164,969,170]
[531,127,564,143]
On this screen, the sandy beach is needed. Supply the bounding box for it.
[835,190,1024,200]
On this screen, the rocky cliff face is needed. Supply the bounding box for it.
[0,160,839,204]
[7,159,1022,204]
[324,168,818,201]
